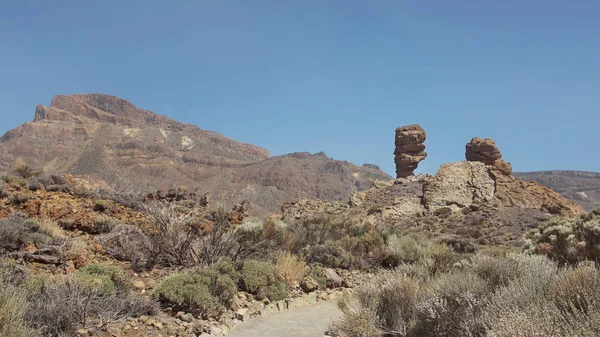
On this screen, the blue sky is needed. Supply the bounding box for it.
[1,1,599,176]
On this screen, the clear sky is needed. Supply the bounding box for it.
[1,1,599,176]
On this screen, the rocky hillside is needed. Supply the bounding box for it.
[514,171,600,211]
[0,94,391,215]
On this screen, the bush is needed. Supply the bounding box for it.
[154,263,237,318]
[93,200,109,212]
[8,192,32,205]
[330,252,600,337]
[13,165,43,180]
[77,264,132,294]
[91,215,119,234]
[0,283,38,337]
[549,262,600,316]
[27,276,157,336]
[275,252,306,287]
[27,182,41,192]
[0,215,55,252]
[240,260,286,300]
[142,201,202,266]
[99,224,149,263]
[523,209,600,265]
[468,254,519,291]
[0,183,7,198]
[304,242,355,269]
[381,234,428,267]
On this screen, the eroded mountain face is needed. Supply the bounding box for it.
[514,171,600,211]
[0,94,391,215]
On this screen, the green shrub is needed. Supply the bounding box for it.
[240,260,286,300]
[155,274,222,318]
[72,272,116,295]
[154,263,238,318]
[304,242,355,269]
[78,264,132,293]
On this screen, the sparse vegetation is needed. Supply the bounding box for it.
[13,165,43,180]
[523,206,600,265]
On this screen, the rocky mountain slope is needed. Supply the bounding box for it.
[0,94,391,215]
[514,171,600,211]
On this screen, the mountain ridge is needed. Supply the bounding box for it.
[0,94,391,215]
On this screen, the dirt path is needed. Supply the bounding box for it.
[227,300,341,337]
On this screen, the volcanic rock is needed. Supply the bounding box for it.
[465,137,502,164]
[394,125,427,178]
[423,161,495,212]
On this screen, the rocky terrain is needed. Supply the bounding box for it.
[0,94,390,215]
[514,170,600,211]
[283,133,585,249]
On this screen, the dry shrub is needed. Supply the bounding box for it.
[275,252,306,286]
[469,254,519,290]
[0,283,38,337]
[143,201,202,266]
[13,164,43,180]
[329,294,381,337]
[413,272,487,336]
[26,276,157,337]
[99,224,150,264]
[549,262,600,316]
[38,220,64,239]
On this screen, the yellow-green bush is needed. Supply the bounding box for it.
[154,263,237,318]
[77,264,132,293]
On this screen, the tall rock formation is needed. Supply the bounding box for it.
[394,125,427,178]
[466,137,512,175]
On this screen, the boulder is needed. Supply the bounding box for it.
[324,269,343,288]
[465,137,502,164]
[300,276,319,293]
[394,125,427,178]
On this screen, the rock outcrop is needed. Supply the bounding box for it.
[423,161,495,212]
[394,125,427,178]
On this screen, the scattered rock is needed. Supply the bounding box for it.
[300,276,319,293]
[180,313,194,323]
[235,308,250,321]
[394,125,427,178]
[324,269,343,288]
[132,280,145,290]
